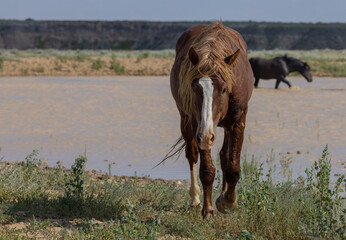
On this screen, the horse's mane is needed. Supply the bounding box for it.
[178,21,238,119]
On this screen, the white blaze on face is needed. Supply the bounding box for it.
[198,77,214,136]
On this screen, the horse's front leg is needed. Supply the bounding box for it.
[216,108,247,213]
[180,115,201,208]
[199,148,215,219]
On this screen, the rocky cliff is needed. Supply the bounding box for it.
[0,20,345,50]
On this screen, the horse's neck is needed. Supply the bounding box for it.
[285,60,302,73]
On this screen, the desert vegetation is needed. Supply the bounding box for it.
[0,146,344,239]
[0,49,345,77]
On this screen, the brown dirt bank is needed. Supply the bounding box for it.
[0,56,344,77]
[0,57,174,77]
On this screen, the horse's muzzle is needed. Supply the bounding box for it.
[197,131,215,150]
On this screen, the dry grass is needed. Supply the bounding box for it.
[0,147,344,239]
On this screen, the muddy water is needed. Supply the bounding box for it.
[0,76,345,180]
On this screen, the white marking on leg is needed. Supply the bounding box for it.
[189,162,200,207]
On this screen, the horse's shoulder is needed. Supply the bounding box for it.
[270,58,289,74]
[272,57,286,66]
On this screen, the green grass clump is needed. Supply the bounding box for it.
[31,66,45,73]
[110,56,125,74]
[0,147,4,161]
[54,60,62,71]
[56,55,68,63]
[0,146,344,239]
[20,68,29,75]
[320,62,346,77]
[136,52,149,63]
[91,58,105,70]
[73,52,88,62]
[0,56,4,71]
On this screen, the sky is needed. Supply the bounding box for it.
[0,0,345,23]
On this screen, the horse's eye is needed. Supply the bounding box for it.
[222,88,227,94]
[191,79,199,88]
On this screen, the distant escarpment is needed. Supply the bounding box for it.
[0,20,345,50]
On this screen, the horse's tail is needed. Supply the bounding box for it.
[152,136,185,169]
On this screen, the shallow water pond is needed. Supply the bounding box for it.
[0,76,345,180]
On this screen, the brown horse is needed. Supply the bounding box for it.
[170,22,253,219]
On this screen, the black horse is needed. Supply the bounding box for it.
[249,55,313,88]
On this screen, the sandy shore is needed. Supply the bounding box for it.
[0,76,344,180]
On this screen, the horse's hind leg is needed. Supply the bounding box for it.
[216,108,247,213]
[254,78,260,88]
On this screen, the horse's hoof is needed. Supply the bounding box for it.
[216,194,237,214]
[203,212,214,220]
[202,207,214,220]
[190,197,201,208]
[189,201,201,210]
[216,195,227,213]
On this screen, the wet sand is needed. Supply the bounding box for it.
[0,76,345,179]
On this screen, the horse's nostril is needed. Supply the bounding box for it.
[196,134,201,145]
[209,133,215,144]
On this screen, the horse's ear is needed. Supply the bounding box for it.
[188,47,199,65]
[224,49,240,65]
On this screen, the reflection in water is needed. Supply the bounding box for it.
[0,76,345,179]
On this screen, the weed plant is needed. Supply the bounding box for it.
[110,55,125,74]
[20,68,29,75]
[0,146,344,239]
[136,52,149,63]
[54,60,62,71]
[73,52,88,62]
[31,66,45,73]
[0,146,4,161]
[64,155,86,199]
[0,56,4,70]
[91,58,105,70]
